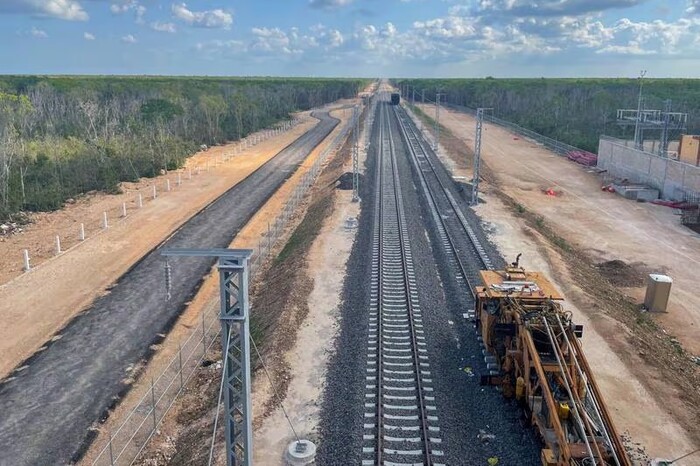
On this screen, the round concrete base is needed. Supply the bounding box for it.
[286,439,316,465]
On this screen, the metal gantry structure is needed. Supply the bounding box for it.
[618,70,688,156]
[161,248,254,466]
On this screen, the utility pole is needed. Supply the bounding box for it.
[634,70,647,150]
[660,99,671,157]
[161,248,254,466]
[472,108,492,206]
[434,93,444,152]
[352,104,360,202]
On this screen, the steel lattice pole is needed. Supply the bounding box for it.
[472,108,484,206]
[352,105,360,202]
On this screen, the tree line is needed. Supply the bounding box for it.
[395,78,700,154]
[0,76,368,221]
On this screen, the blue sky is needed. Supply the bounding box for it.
[1,0,699,77]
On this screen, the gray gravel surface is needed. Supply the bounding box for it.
[318,102,540,465]
[0,111,339,466]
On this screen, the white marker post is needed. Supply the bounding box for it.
[79,223,85,241]
[152,185,157,199]
[166,179,171,192]
[122,202,127,218]
[137,193,143,208]
[103,212,109,229]
[23,249,30,272]
[55,235,62,255]
[177,173,182,186]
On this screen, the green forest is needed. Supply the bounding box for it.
[0,76,368,221]
[395,78,700,154]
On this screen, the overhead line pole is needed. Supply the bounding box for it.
[634,70,647,150]
[161,248,254,466]
[434,92,444,152]
[352,104,360,202]
[472,108,492,206]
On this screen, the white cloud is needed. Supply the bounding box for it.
[83,32,95,40]
[121,34,137,44]
[110,1,145,23]
[309,0,354,9]
[30,26,47,38]
[476,0,646,17]
[688,0,700,14]
[0,0,89,21]
[151,21,177,33]
[172,3,232,29]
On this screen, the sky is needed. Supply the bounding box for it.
[0,0,699,77]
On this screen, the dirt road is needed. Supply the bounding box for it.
[0,112,339,466]
[0,118,315,380]
[417,102,700,355]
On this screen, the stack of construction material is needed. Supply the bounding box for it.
[566,150,597,166]
[612,183,659,201]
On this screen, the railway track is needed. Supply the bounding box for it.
[392,105,493,299]
[362,100,444,466]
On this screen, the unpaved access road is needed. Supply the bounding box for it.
[0,111,339,466]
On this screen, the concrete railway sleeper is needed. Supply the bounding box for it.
[362,99,444,466]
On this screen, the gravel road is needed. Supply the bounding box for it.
[0,111,339,466]
[318,101,540,464]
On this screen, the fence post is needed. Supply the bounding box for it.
[151,378,157,431]
[23,249,30,272]
[79,223,85,241]
[108,430,115,466]
[201,312,207,357]
[103,212,108,229]
[177,172,182,186]
[55,235,61,255]
[179,343,184,390]
[122,202,127,218]
[267,222,272,254]
[152,185,157,199]
[166,179,171,192]
[137,193,143,208]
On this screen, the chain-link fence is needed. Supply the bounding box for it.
[6,119,300,284]
[89,108,358,466]
[446,103,586,157]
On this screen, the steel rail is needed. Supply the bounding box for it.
[392,106,487,299]
[385,102,433,465]
[364,97,439,466]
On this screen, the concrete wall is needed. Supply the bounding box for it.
[597,137,700,200]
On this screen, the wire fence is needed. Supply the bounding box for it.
[89,107,359,466]
[444,103,587,157]
[4,119,301,285]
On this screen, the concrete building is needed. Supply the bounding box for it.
[597,136,700,200]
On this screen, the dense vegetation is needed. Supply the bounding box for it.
[0,76,368,220]
[395,78,700,153]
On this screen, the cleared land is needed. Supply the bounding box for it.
[414,102,699,461]
[0,117,316,379]
[0,111,339,465]
[109,104,359,465]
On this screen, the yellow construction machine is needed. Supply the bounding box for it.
[476,258,631,466]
